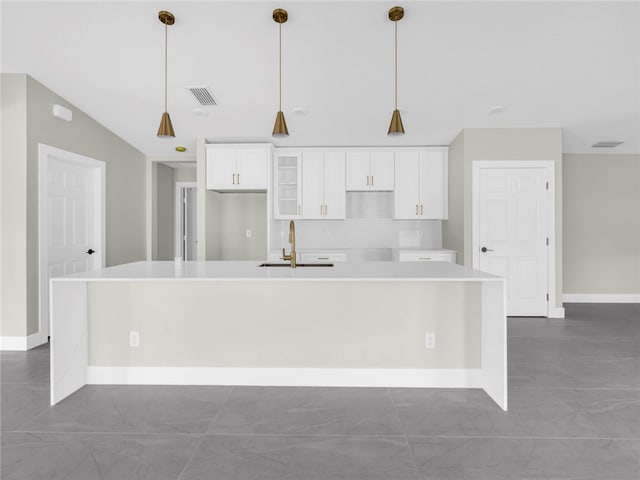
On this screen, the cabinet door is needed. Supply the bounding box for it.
[345,152,370,191]
[236,148,267,189]
[301,152,325,219]
[369,152,395,191]
[393,152,420,219]
[323,151,346,219]
[274,153,302,219]
[206,148,237,189]
[419,151,446,219]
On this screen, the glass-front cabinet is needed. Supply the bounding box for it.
[273,152,302,219]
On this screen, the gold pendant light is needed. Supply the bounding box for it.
[157,10,175,138]
[387,6,405,136]
[272,8,289,137]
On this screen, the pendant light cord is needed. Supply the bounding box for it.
[394,20,398,110]
[279,23,282,112]
[164,22,168,113]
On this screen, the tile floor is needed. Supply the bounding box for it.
[1,303,639,479]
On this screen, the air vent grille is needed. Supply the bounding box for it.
[592,141,623,148]
[186,86,217,106]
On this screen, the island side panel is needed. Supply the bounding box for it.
[85,281,483,386]
[481,280,508,410]
[50,280,88,405]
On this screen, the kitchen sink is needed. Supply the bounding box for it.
[258,263,334,267]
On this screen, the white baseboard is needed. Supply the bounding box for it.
[86,367,483,389]
[1,332,48,351]
[548,307,566,318]
[563,294,640,304]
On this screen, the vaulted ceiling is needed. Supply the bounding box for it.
[2,1,638,156]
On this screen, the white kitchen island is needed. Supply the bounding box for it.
[50,261,507,409]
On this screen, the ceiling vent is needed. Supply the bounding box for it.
[186,86,217,106]
[592,141,623,148]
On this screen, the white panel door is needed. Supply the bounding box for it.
[478,168,548,316]
[345,152,370,191]
[43,153,103,339]
[236,148,267,189]
[369,152,394,191]
[323,151,346,219]
[393,152,420,219]
[301,152,325,219]
[419,151,446,219]
[206,148,236,189]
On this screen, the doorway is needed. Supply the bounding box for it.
[39,144,105,340]
[175,182,197,260]
[472,161,557,317]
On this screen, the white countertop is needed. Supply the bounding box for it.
[53,261,502,282]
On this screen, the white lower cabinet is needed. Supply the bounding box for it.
[398,250,456,263]
[300,252,348,263]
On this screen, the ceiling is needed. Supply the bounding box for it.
[2,1,638,157]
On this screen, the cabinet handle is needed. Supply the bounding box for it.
[321,205,324,216]
[237,173,240,184]
[232,174,236,185]
[371,175,374,186]
[298,205,301,215]
[416,204,419,216]
[420,204,424,216]
[318,257,329,260]
[324,205,328,216]
[419,257,432,261]
[366,176,369,186]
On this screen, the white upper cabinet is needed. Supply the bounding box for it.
[206,144,268,191]
[273,152,302,219]
[394,149,447,219]
[346,151,394,191]
[302,151,346,220]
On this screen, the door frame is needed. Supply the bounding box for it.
[471,160,559,318]
[38,144,106,340]
[174,181,197,260]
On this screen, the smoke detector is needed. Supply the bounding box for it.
[592,141,623,148]
[186,86,217,106]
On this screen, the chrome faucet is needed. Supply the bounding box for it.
[282,220,297,268]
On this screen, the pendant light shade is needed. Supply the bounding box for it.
[157,10,175,138]
[272,8,289,137]
[387,6,405,136]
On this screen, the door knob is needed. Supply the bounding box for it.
[87,249,95,255]
[481,247,494,253]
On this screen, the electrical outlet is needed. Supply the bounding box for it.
[245,229,252,238]
[129,331,140,348]
[425,332,436,349]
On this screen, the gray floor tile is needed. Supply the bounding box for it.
[1,431,201,480]
[618,440,640,461]
[209,386,403,435]
[22,385,232,434]
[509,335,640,359]
[391,388,602,438]
[180,434,420,480]
[509,354,640,389]
[408,436,640,480]
[1,384,50,431]
[1,348,50,385]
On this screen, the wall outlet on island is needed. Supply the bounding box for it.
[129,331,140,348]
[425,332,436,349]
[245,229,252,238]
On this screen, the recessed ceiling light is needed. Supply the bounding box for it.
[175,146,187,152]
[592,141,624,148]
[291,107,308,116]
[488,105,505,115]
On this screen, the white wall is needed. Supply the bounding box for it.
[563,153,639,295]
[0,73,147,339]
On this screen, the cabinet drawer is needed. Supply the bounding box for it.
[398,252,455,263]
[300,252,348,262]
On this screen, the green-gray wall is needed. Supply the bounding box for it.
[0,73,146,337]
[443,128,563,310]
[563,154,640,294]
[156,164,175,261]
